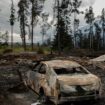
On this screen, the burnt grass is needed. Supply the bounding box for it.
[0,63,105,105]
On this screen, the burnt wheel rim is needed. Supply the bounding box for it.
[39,94,46,103]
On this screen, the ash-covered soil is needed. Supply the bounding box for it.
[0,60,105,105]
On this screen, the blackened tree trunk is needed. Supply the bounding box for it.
[18,0,28,51]
[10,0,15,49]
[31,4,34,51]
[85,6,95,49]
[11,25,13,49]
[23,12,26,51]
[71,0,82,48]
[29,0,45,51]
[101,8,105,49]
[57,0,61,55]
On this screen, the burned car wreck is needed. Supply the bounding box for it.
[24,60,102,104]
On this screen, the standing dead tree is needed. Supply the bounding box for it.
[10,0,15,49]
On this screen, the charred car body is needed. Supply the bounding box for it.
[24,60,102,104]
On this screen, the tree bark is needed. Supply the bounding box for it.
[31,4,34,51]
[23,11,26,51]
[74,13,76,48]
[11,25,13,49]
[103,23,105,49]
[57,0,61,55]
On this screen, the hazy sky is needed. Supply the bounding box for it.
[0,0,105,43]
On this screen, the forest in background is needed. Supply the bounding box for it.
[0,0,105,55]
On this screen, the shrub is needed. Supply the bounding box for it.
[37,47,44,54]
[3,49,13,54]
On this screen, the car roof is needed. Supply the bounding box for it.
[42,60,81,68]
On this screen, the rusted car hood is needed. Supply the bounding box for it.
[57,74,99,86]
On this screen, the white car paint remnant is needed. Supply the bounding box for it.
[31,101,41,105]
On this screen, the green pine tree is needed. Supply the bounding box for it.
[52,0,73,53]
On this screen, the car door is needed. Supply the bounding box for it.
[28,63,43,93]
[46,66,60,97]
[30,63,46,93]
